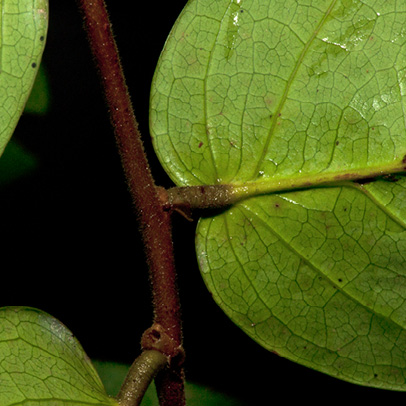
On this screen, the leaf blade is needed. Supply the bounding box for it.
[0,0,49,157]
[0,307,117,406]
[196,184,406,389]
[150,0,406,186]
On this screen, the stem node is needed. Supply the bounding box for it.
[142,324,186,367]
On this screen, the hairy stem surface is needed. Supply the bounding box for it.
[76,1,185,404]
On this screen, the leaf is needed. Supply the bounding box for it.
[150,0,406,390]
[196,183,406,390]
[0,307,118,406]
[93,361,246,406]
[0,0,48,157]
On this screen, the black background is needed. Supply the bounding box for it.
[1,1,404,403]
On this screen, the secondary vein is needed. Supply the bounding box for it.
[238,202,406,333]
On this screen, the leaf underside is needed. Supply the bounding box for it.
[150,0,406,390]
[0,307,117,406]
[0,0,49,157]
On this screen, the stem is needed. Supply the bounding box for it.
[117,350,168,406]
[76,1,185,404]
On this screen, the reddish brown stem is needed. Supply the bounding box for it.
[76,1,184,404]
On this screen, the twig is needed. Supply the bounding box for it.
[76,1,185,404]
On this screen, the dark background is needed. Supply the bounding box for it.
[1,1,404,403]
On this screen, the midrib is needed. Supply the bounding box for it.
[229,159,406,208]
[252,0,339,179]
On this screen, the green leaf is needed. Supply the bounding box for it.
[196,183,406,390]
[150,0,406,390]
[0,307,118,406]
[0,0,48,157]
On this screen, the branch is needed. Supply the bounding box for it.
[76,1,185,404]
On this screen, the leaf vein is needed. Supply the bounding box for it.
[252,0,339,179]
[238,198,406,333]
